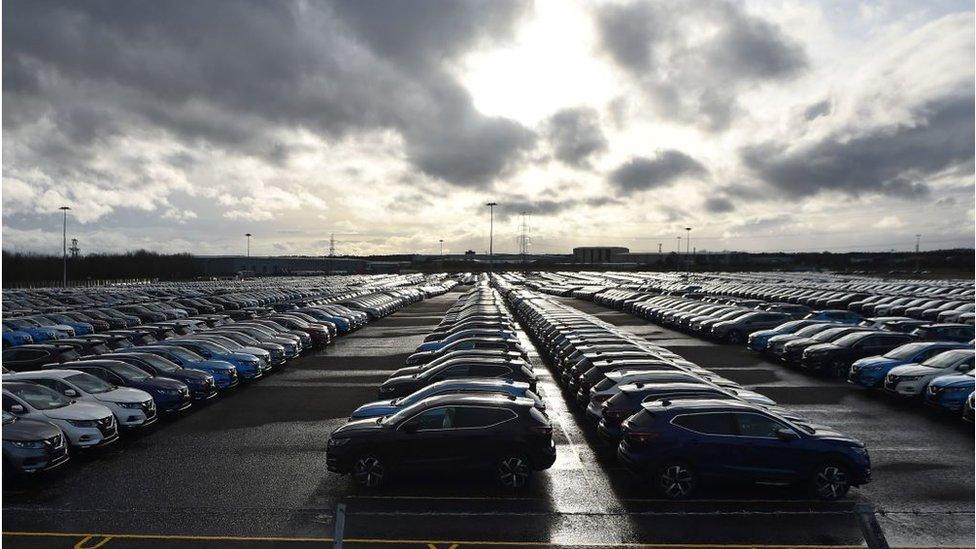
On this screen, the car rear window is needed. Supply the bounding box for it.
[672,412,736,435]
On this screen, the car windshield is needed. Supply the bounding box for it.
[66,372,115,394]
[109,362,153,381]
[159,346,204,361]
[883,343,927,360]
[7,384,71,410]
[813,328,852,342]
[132,354,181,373]
[795,324,830,337]
[5,319,32,329]
[922,351,970,369]
[204,336,243,349]
[187,340,231,354]
[381,400,428,425]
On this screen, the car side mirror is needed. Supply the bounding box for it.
[9,404,25,414]
[401,421,419,434]
[775,428,799,441]
[63,389,78,397]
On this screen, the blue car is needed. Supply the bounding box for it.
[804,310,863,324]
[45,359,192,414]
[617,399,871,500]
[747,320,830,352]
[37,314,94,336]
[924,372,975,412]
[161,340,263,380]
[132,345,239,390]
[848,341,972,388]
[350,378,543,419]
[297,308,350,334]
[2,319,62,343]
[2,326,33,348]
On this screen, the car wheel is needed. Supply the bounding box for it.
[655,462,696,499]
[352,455,385,488]
[497,455,531,489]
[810,463,850,500]
[726,330,744,345]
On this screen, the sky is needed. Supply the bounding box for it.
[2,0,974,257]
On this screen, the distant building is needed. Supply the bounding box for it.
[194,255,396,276]
[573,246,630,263]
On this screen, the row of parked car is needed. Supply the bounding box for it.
[2,276,457,477]
[498,280,870,501]
[577,286,975,422]
[327,281,556,489]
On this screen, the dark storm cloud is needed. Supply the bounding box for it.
[742,95,973,199]
[703,197,736,213]
[544,107,608,168]
[803,100,831,120]
[594,0,807,130]
[608,151,707,194]
[494,196,621,220]
[3,0,535,189]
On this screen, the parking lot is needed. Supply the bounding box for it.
[3,289,973,548]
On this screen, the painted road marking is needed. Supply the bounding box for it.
[74,535,113,549]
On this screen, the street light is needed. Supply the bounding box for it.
[245,233,252,257]
[486,202,498,272]
[439,239,444,256]
[59,206,70,288]
[685,227,692,271]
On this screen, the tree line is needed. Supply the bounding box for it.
[2,250,204,287]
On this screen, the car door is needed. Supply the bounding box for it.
[394,406,459,469]
[669,412,742,479]
[450,406,519,468]
[731,412,806,483]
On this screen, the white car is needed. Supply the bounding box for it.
[5,370,157,429]
[884,349,976,397]
[2,381,118,448]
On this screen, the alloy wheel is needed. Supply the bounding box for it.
[498,456,530,489]
[659,464,695,498]
[814,465,849,500]
[353,456,384,488]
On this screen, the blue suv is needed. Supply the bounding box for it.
[848,341,971,388]
[133,345,239,390]
[924,372,975,412]
[804,310,863,324]
[617,399,871,500]
[161,340,263,380]
[747,320,829,352]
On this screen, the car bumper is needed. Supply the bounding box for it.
[6,446,70,474]
[847,370,885,388]
[884,381,923,397]
[597,420,623,443]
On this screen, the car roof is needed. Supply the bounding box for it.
[641,398,759,413]
[6,369,86,379]
[411,393,533,408]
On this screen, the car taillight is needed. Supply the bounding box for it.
[530,424,552,435]
[625,431,660,445]
[603,408,630,421]
[591,393,611,404]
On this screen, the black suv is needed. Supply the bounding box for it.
[2,344,81,372]
[327,394,556,489]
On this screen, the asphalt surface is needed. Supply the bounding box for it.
[3,290,973,548]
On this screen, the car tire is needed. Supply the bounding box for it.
[726,330,744,345]
[655,462,697,499]
[352,455,386,488]
[496,454,531,489]
[810,462,850,500]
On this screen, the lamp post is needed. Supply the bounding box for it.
[685,227,692,271]
[59,206,70,288]
[245,233,252,257]
[439,239,444,256]
[486,202,497,272]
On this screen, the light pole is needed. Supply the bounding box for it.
[685,227,692,271]
[245,233,252,257]
[486,202,497,272]
[439,239,444,256]
[59,206,70,288]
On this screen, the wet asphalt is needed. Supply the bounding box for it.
[3,290,973,548]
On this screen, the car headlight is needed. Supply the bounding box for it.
[378,385,395,393]
[115,401,142,409]
[66,419,99,428]
[899,375,922,381]
[944,386,970,393]
[327,437,350,448]
[160,389,182,396]
[852,446,868,457]
[10,440,45,449]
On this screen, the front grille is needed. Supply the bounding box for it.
[97,416,116,435]
[46,434,63,449]
[179,387,190,397]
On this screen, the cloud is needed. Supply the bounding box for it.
[608,151,706,194]
[594,0,807,130]
[803,100,831,120]
[703,197,736,213]
[544,107,608,168]
[494,195,621,220]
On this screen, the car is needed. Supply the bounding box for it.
[910,324,975,343]
[924,372,976,413]
[848,342,972,388]
[616,399,870,500]
[5,370,157,430]
[585,369,741,420]
[799,331,913,375]
[2,411,70,475]
[746,320,828,352]
[964,392,974,422]
[2,381,119,449]
[803,310,863,324]
[45,360,192,414]
[884,349,975,398]
[2,326,34,348]
[405,337,526,366]
[103,353,218,401]
[2,318,67,342]
[161,339,264,380]
[415,328,519,352]
[327,394,556,489]
[777,326,875,365]
[1,344,82,372]
[710,312,793,344]
[351,378,543,420]
[378,359,537,399]
[125,345,239,389]
[881,319,929,334]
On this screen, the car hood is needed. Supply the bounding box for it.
[133,377,187,391]
[230,351,261,362]
[96,387,152,404]
[405,351,433,364]
[852,356,904,370]
[807,426,865,447]
[802,343,840,353]
[195,359,236,372]
[240,346,270,357]
[44,401,112,421]
[392,366,423,377]
[769,334,801,344]
[888,364,939,377]
[379,375,417,390]
[3,417,62,441]
[332,417,387,437]
[930,374,976,388]
[750,329,778,338]
[350,400,398,419]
